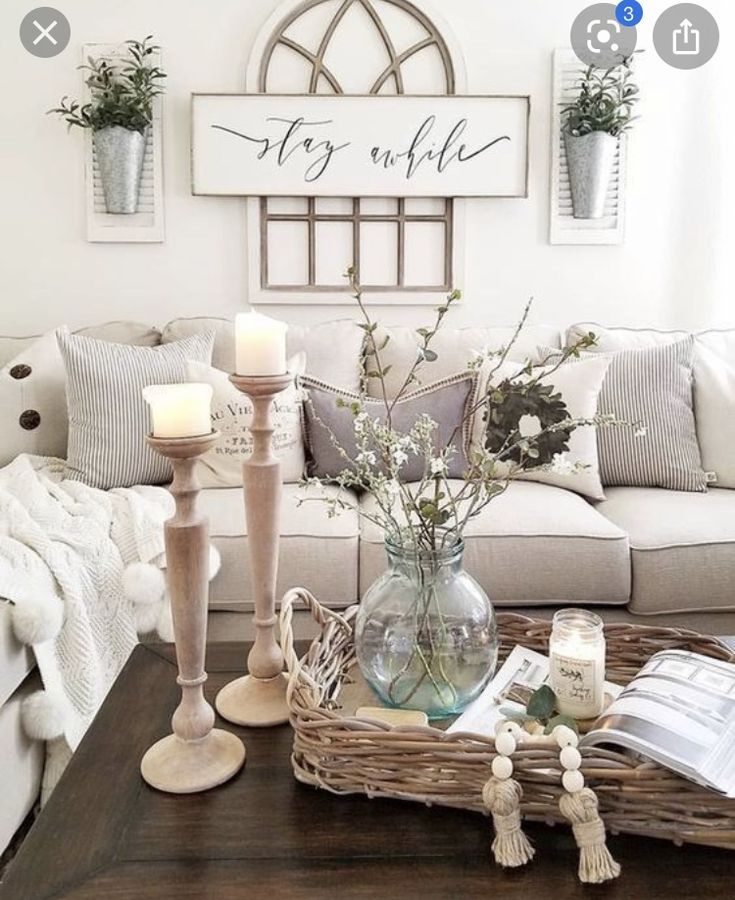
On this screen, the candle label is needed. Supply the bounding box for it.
[550,653,601,716]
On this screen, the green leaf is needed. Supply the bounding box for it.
[423,349,438,363]
[526,684,556,719]
[544,714,579,735]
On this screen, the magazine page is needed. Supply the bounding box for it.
[447,646,549,738]
[582,650,735,797]
[448,645,622,739]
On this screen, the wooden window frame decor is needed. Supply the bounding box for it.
[260,195,454,293]
[84,42,165,243]
[241,0,472,305]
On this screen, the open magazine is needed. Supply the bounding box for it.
[449,645,735,798]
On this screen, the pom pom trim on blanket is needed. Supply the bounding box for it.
[11,591,64,645]
[21,690,70,741]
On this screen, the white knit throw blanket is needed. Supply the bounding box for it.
[0,455,173,796]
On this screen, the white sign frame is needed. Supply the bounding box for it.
[191,93,530,199]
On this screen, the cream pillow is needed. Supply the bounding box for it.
[187,355,306,487]
[364,324,561,399]
[471,355,611,501]
[0,328,70,467]
[694,333,735,488]
[163,318,365,392]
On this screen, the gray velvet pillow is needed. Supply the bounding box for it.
[301,373,477,482]
[59,330,215,489]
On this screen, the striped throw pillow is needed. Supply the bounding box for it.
[58,330,215,489]
[539,338,706,492]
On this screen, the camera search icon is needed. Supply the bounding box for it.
[571,3,638,68]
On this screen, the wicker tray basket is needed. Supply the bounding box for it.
[280,589,735,863]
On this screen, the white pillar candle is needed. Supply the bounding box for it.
[143,384,213,439]
[549,608,605,719]
[235,312,288,376]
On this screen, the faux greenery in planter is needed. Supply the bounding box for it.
[49,37,166,214]
[561,59,639,219]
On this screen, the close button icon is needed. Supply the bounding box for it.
[19,7,71,58]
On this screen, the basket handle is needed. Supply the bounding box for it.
[279,587,352,707]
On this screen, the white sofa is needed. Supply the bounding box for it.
[2,315,735,852]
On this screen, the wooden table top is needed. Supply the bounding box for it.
[3,642,733,899]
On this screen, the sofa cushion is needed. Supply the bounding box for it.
[548,338,706,492]
[59,331,215,489]
[301,372,476,481]
[0,321,161,368]
[187,357,306,486]
[0,674,44,855]
[0,329,71,467]
[566,323,690,351]
[0,322,162,466]
[0,601,36,708]
[359,481,630,605]
[365,324,561,399]
[162,317,365,391]
[694,332,735,489]
[473,355,611,501]
[200,484,359,611]
[595,487,735,615]
[567,323,735,489]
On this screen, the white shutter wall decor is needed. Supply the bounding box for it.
[549,48,627,246]
[83,43,165,243]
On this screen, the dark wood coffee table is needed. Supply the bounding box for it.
[3,643,733,899]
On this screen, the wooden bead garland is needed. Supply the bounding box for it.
[560,746,582,770]
[482,720,621,884]
[554,724,621,884]
[482,721,535,868]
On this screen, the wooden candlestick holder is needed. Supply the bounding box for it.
[215,373,293,727]
[141,432,246,793]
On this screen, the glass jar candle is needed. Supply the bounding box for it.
[549,608,605,719]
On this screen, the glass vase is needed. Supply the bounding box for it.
[355,537,498,719]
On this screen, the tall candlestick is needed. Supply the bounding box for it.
[215,373,293,727]
[235,312,287,376]
[549,608,605,719]
[143,384,213,439]
[140,431,246,792]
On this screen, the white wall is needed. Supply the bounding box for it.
[1,0,733,336]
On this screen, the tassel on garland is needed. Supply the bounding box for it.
[559,787,620,883]
[482,723,535,868]
[482,777,535,867]
[555,725,621,886]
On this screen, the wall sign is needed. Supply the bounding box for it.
[191,94,529,198]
